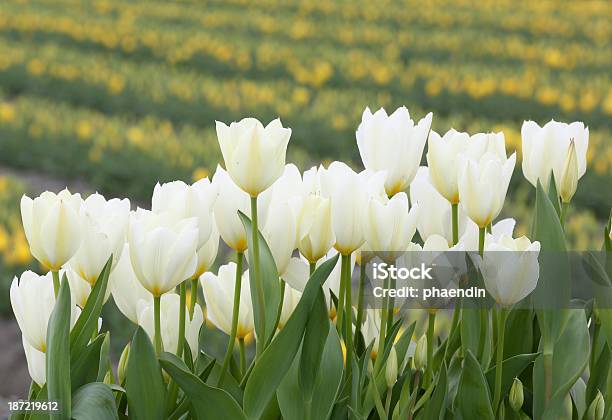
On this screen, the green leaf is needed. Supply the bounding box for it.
[299,289,329,399]
[239,211,281,345]
[46,274,72,420]
[484,353,539,401]
[159,352,246,420]
[419,363,448,420]
[70,257,112,353]
[71,334,105,391]
[546,171,561,217]
[72,383,118,420]
[455,350,494,420]
[244,255,339,420]
[125,327,166,420]
[96,332,111,382]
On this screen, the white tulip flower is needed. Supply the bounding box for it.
[297,194,335,263]
[426,129,471,204]
[23,337,46,386]
[458,151,516,228]
[521,120,588,202]
[128,209,199,297]
[137,293,203,358]
[278,285,302,329]
[110,244,152,324]
[201,263,254,338]
[361,308,382,358]
[10,271,79,352]
[70,193,130,285]
[357,106,432,196]
[363,192,418,254]
[20,189,82,270]
[152,178,217,248]
[194,222,220,279]
[459,218,516,252]
[216,117,292,197]
[480,234,540,307]
[261,201,296,276]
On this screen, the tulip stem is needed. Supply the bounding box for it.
[560,201,569,229]
[424,311,436,386]
[154,295,162,355]
[493,308,508,411]
[384,386,393,417]
[478,227,486,257]
[309,262,316,277]
[188,278,198,320]
[343,254,354,383]
[218,251,243,386]
[238,338,246,378]
[336,263,346,337]
[176,282,186,358]
[451,203,459,245]
[477,227,487,362]
[272,280,285,335]
[52,270,60,297]
[386,275,396,336]
[250,196,266,358]
[355,264,366,351]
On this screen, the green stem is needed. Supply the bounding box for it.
[272,280,285,335]
[492,308,508,411]
[477,227,487,362]
[188,278,198,320]
[377,276,390,361]
[238,338,246,378]
[52,270,60,297]
[451,203,459,245]
[443,305,460,361]
[386,276,396,336]
[384,386,393,417]
[250,196,266,357]
[309,262,316,277]
[336,259,346,336]
[478,227,486,257]
[544,350,553,403]
[355,264,366,350]
[154,295,162,355]
[407,371,421,420]
[369,371,388,420]
[560,201,569,229]
[425,311,436,386]
[218,251,244,386]
[343,254,354,383]
[177,282,186,357]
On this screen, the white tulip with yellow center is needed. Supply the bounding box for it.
[10,271,80,353]
[458,218,517,252]
[458,150,516,228]
[216,117,292,197]
[479,234,540,307]
[127,208,199,297]
[201,263,254,339]
[521,120,588,203]
[361,308,382,359]
[69,193,130,285]
[20,189,83,270]
[194,222,220,279]
[23,336,46,386]
[152,178,218,249]
[426,129,471,204]
[137,293,203,358]
[297,194,335,263]
[356,106,432,196]
[110,244,152,324]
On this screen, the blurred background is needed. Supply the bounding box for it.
[0,0,610,410]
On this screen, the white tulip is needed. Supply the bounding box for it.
[10,271,79,352]
[319,162,386,255]
[459,218,517,252]
[128,209,199,297]
[212,166,270,252]
[23,337,46,386]
[297,194,335,263]
[361,308,382,358]
[137,293,203,358]
[363,192,418,253]
[261,201,296,276]
[152,178,217,248]
[194,222,220,279]
[110,244,152,324]
[278,285,302,329]
[521,120,588,202]
[20,189,82,270]
[70,193,130,285]
[64,267,112,309]
[216,117,291,196]
[426,129,471,204]
[357,107,432,196]
[480,234,541,307]
[458,151,516,228]
[201,263,254,338]
[410,167,469,245]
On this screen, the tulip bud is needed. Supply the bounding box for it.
[559,140,578,203]
[586,390,605,420]
[562,393,573,419]
[385,347,398,387]
[103,370,113,385]
[497,401,505,419]
[118,343,130,385]
[509,378,524,412]
[413,335,427,371]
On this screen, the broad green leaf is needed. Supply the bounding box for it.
[46,274,71,420]
[70,257,112,352]
[419,363,448,420]
[299,289,329,399]
[546,172,561,217]
[159,352,246,420]
[71,334,105,391]
[244,255,339,420]
[96,332,111,382]
[455,350,494,420]
[570,378,587,419]
[126,327,166,420]
[503,310,535,357]
[72,383,118,420]
[484,353,539,401]
[586,324,610,404]
[239,211,281,345]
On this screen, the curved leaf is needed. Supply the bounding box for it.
[484,353,539,401]
[455,350,494,420]
[419,363,447,420]
[299,289,329,399]
[72,383,118,420]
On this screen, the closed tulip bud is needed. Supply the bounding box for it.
[480,235,540,307]
[216,117,291,197]
[152,178,217,248]
[201,263,254,339]
[193,222,220,279]
[103,370,113,385]
[297,195,335,263]
[128,208,199,297]
[458,150,516,228]
[70,193,130,285]
[110,244,152,324]
[509,378,524,412]
[137,293,203,359]
[426,129,471,204]
[23,337,46,386]
[20,189,82,270]
[385,347,399,387]
[587,391,605,420]
[117,343,130,385]
[521,120,588,198]
[11,271,79,352]
[414,334,427,371]
[356,107,432,196]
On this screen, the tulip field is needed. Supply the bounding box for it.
[0,0,611,419]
